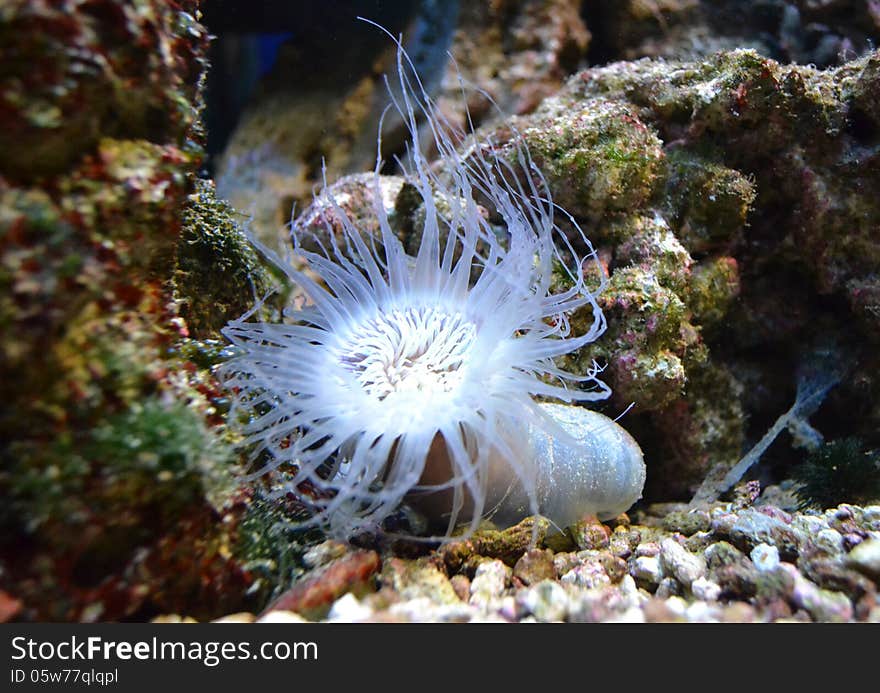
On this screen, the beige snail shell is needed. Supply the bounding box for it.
[487,403,646,528]
[411,403,646,532]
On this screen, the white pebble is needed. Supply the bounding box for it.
[750,543,780,572]
[257,610,309,624]
[469,560,511,609]
[326,593,373,622]
[814,528,844,555]
[631,556,663,585]
[518,580,570,622]
[691,577,722,602]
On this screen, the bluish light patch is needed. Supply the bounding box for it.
[257,32,293,77]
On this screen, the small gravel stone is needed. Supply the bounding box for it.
[553,551,580,576]
[450,574,471,603]
[496,596,520,622]
[643,598,681,622]
[799,555,875,605]
[265,549,380,619]
[750,543,780,572]
[469,560,511,609]
[720,603,758,622]
[381,558,460,605]
[704,541,747,567]
[791,514,828,536]
[609,531,635,559]
[618,574,641,602]
[683,531,714,553]
[827,505,866,536]
[846,538,880,579]
[662,596,688,618]
[571,520,611,550]
[518,580,570,622]
[388,598,483,623]
[709,511,737,535]
[780,564,854,623]
[635,542,661,557]
[513,548,556,586]
[302,540,349,569]
[631,556,663,586]
[327,593,374,621]
[568,575,645,623]
[655,577,683,599]
[685,600,720,622]
[702,541,760,598]
[691,577,722,602]
[212,612,256,623]
[561,561,611,589]
[862,506,880,531]
[813,529,845,555]
[600,554,628,583]
[659,538,707,587]
[257,610,309,623]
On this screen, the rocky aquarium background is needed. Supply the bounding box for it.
[1,0,879,623]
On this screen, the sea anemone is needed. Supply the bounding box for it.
[220,33,618,540]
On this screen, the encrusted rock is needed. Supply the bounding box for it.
[513,549,557,586]
[570,518,612,550]
[718,508,802,561]
[560,552,614,590]
[381,558,461,606]
[813,529,846,556]
[438,517,551,573]
[663,509,712,536]
[262,550,380,621]
[705,541,760,598]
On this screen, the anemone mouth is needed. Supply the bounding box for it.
[335,304,478,402]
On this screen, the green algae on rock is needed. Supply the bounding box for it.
[176,178,276,339]
[0,0,269,622]
[0,0,206,182]
[663,151,756,255]
[233,491,326,608]
[519,47,880,500]
[511,101,665,222]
